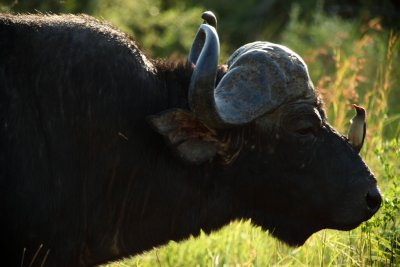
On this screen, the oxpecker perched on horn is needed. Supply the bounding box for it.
[348,104,366,153]
[201,11,217,28]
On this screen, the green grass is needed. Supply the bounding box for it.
[103,5,400,267]
[103,221,398,266]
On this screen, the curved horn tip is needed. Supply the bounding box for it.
[202,11,217,29]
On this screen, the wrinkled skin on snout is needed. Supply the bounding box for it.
[224,101,381,245]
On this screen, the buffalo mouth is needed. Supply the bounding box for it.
[251,190,381,247]
[329,196,381,232]
[256,212,375,246]
[329,210,378,232]
[270,213,377,246]
[267,222,361,246]
[270,212,377,246]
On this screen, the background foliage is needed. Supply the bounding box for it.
[2,0,399,59]
[1,0,399,266]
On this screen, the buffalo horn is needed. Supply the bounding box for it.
[188,15,315,128]
[188,22,228,128]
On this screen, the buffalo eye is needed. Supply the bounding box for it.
[294,126,315,136]
[290,119,319,136]
[282,106,322,139]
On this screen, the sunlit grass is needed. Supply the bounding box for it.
[103,219,397,266]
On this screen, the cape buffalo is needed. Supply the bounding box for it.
[0,11,381,266]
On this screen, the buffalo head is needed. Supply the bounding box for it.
[149,11,381,246]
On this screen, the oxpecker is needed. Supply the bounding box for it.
[348,104,366,153]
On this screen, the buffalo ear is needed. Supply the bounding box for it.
[147,109,223,164]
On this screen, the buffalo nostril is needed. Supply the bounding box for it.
[366,188,382,211]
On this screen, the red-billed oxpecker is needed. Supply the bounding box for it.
[348,104,366,153]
